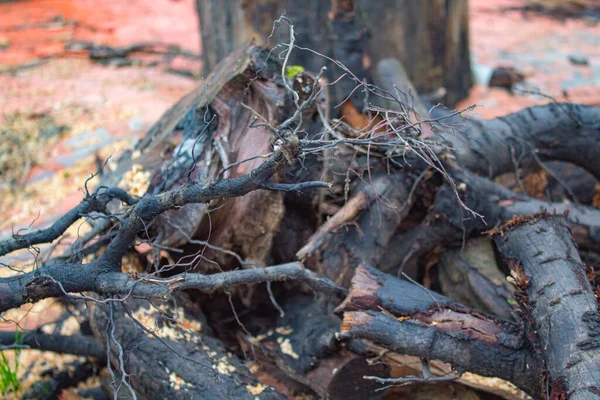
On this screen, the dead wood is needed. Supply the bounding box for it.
[96,44,291,267]
[338,265,542,397]
[241,295,388,399]
[90,295,283,399]
[438,237,515,320]
[197,0,472,106]
[22,360,97,400]
[494,214,600,399]
[297,170,414,288]
[351,345,532,400]
[0,330,104,359]
[445,102,600,181]
[2,6,600,396]
[378,169,600,277]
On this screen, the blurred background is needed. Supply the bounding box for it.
[0,0,598,396]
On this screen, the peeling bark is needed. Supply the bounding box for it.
[98,44,292,268]
[2,16,600,396]
[337,264,542,397]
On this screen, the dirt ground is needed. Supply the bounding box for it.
[462,0,600,117]
[0,0,598,398]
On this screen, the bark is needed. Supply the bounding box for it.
[354,0,472,106]
[90,296,284,399]
[0,262,340,314]
[97,43,293,267]
[446,103,600,180]
[295,39,431,287]
[2,18,600,397]
[196,0,472,107]
[23,360,97,400]
[494,214,600,399]
[544,162,598,205]
[0,330,104,359]
[341,311,542,396]
[378,169,600,277]
[338,264,543,397]
[0,45,338,314]
[0,188,135,257]
[351,346,532,400]
[297,169,414,288]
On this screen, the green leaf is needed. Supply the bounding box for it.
[285,65,305,79]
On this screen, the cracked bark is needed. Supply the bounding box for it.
[495,214,600,399]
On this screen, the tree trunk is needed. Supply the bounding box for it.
[196,0,472,107]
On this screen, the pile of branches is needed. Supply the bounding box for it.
[1,17,600,400]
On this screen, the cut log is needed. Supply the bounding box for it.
[494,213,600,399]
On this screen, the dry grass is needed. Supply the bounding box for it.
[0,112,67,187]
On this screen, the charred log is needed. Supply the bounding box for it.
[90,296,284,399]
[338,265,543,397]
[196,0,472,107]
[379,169,600,277]
[446,103,600,181]
[494,214,600,399]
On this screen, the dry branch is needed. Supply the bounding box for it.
[338,264,542,397]
[446,103,600,180]
[1,20,599,397]
[494,214,600,399]
[90,297,284,399]
[0,330,104,359]
[0,262,341,313]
